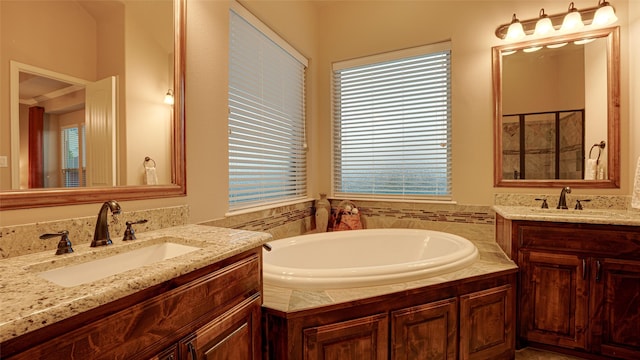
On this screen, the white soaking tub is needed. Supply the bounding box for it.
[263,228,479,289]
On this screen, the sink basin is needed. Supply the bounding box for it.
[38,242,201,287]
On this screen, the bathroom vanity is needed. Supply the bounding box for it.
[0,225,270,360]
[495,207,640,360]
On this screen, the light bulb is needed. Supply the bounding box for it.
[164,89,174,105]
[506,14,525,40]
[561,3,584,32]
[523,46,543,53]
[534,9,554,37]
[593,1,617,26]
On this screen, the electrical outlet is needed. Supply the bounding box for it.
[0,156,7,168]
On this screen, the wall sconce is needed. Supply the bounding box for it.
[164,89,174,105]
[495,0,617,40]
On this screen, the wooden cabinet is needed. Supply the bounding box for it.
[3,248,262,360]
[179,295,262,360]
[391,298,457,359]
[497,216,640,359]
[460,285,514,360]
[264,273,516,360]
[304,313,389,359]
[590,258,640,359]
[519,251,589,349]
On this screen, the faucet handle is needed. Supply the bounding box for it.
[40,230,74,255]
[574,199,591,210]
[535,198,549,209]
[123,219,148,241]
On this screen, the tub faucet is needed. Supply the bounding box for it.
[92,200,121,247]
[556,187,571,209]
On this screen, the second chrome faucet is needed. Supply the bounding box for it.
[92,200,121,247]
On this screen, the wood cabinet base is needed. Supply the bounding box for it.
[263,272,516,360]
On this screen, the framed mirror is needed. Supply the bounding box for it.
[0,0,186,210]
[492,26,620,188]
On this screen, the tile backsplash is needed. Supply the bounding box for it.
[0,205,189,259]
[202,199,495,240]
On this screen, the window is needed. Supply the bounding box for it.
[228,4,308,210]
[61,125,86,187]
[332,42,452,200]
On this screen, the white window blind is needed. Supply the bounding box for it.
[61,125,86,187]
[332,43,452,199]
[228,7,307,210]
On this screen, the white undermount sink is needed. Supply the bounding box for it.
[37,242,202,287]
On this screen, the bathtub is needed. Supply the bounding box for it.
[263,228,479,289]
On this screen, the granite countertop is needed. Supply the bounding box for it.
[0,224,271,343]
[493,205,640,226]
[262,223,518,314]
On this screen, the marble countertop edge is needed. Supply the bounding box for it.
[493,205,640,226]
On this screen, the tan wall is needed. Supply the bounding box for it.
[1,0,637,227]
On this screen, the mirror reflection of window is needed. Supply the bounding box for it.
[61,125,86,188]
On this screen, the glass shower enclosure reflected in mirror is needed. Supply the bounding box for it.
[502,110,584,180]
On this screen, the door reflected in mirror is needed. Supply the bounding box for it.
[0,0,186,209]
[3,0,174,190]
[492,27,620,188]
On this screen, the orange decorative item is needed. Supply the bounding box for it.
[332,200,363,231]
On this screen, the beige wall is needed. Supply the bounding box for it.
[631,0,640,167]
[1,0,637,227]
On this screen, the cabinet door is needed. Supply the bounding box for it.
[180,294,261,360]
[391,297,457,360]
[519,251,589,350]
[590,258,640,359]
[303,313,388,360]
[459,284,514,360]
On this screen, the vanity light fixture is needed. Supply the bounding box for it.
[560,2,584,32]
[547,42,569,48]
[495,0,617,40]
[523,46,543,53]
[534,9,554,36]
[505,14,526,40]
[593,0,617,25]
[164,89,174,105]
[574,38,596,45]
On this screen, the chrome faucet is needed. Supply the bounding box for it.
[557,187,571,209]
[92,200,121,247]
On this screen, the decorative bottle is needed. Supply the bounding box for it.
[315,193,331,232]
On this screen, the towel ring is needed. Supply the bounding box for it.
[588,141,606,164]
[144,156,156,168]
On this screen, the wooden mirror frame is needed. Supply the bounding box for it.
[493,26,620,189]
[0,0,186,210]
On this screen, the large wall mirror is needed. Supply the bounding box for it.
[492,26,620,188]
[0,0,186,210]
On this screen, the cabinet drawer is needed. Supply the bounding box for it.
[9,251,261,360]
[517,223,640,257]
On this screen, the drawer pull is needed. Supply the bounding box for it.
[596,260,602,282]
[187,342,198,360]
[582,259,587,280]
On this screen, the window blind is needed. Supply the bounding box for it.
[332,43,452,199]
[228,8,307,210]
[61,126,85,187]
